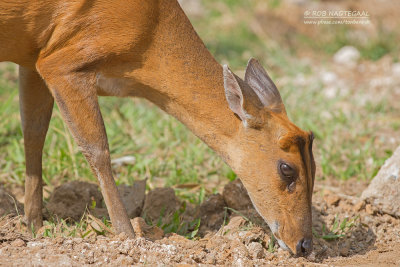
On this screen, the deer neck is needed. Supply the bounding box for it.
[129,1,242,165]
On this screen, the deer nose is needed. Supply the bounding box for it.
[295,238,312,256]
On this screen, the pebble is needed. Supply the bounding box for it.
[72,238,83,244]
[10,239,25,247]
[324,193,341,206]
[339,246,349,257]
[246,242,264,259]
[320,71,337,85]
[117,232,128,241]
[392,62,400,76]
[333,46,360,68]
[365,204,375,215]
[353,200,365,212]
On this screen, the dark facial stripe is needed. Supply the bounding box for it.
[309,132,316,190]
[296,134,314,203]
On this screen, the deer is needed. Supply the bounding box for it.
[0,0,316,256]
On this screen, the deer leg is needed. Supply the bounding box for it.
[36,69,135,237]
[19,66,54,231]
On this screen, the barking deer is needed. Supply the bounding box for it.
[0,0,315,256]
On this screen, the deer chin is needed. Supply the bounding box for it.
[245,195,293,253]
[267,221,291,252]
[245,194,296,254]
[276,238,290,251]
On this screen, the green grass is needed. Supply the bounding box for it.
[313,215,359,241]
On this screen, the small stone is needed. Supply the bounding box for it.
[72,237,83,244]
[117,232,128,241]
[323,86,338,99]
[363,215,374,225]
[365,204,375,215]
[382,214,393,224]
[333,46,360,68]
[392,63,400,76]
[11,239,25,247]
[264,251,275,260]
[324,193,340,206]
[276,247,290,258]
[131,217,164,241]
[339,246,349,257]
[338,241,351,257]
[246,242,264,259]
[320,71,337,85]
[353,200,365,212]
[111,156,136,166]
[307,251,317,261]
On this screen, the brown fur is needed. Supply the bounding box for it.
[0,0,315,255]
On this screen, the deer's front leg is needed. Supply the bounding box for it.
[19,66,54,231]
[37,67,135,237]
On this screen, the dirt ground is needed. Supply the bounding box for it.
[1,179,400,267]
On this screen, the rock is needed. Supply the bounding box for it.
[220,216,267,246]
[10,239,25,247]
[0,187,23,217]
[323,86,338,99]
[324,193,341,206]
[333,46,360,68]
[223,179,253,211]
[339,246,349,257]
[141,187,180,225]
[199,194,226,235]
[220,216,247,236]
[230,240,251,266]
[365,204,375,215]
[338,240,351,257]
[361,146,400,217]
[246,242,264,259]
[131,217,164,241]
[392,62,400,76]
[117,179,146,218]
[46,181,104,221]
[353,200,365,212]
[111,156,136,166]
[117,232,128,241]
[320,71,337,85]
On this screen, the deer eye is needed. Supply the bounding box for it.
[280,162,295,177]
[278,161,298,192]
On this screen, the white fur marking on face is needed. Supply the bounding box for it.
[277,238,289,251]
[270,221,279,234]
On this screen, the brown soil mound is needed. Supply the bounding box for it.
[1,179,400,266]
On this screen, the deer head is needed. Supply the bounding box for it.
[223,58,316,256]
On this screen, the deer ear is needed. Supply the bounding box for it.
[245,58,285,113]
[223,65,263,127]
